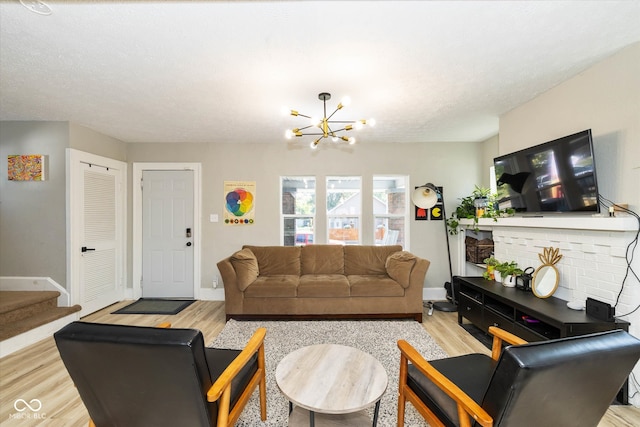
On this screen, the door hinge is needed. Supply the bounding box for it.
[140,177,143,190]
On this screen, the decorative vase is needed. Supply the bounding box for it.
[494,271,502,283]
[503,274,517,287]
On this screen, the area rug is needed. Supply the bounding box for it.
[112,298,195,315]
[210,319,449,426]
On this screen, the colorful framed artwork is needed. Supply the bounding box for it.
[8,154,46,181]
[224,181,256,225]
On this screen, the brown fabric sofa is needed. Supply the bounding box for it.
[217,245,430,322]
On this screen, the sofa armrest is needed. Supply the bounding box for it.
[217,257,244,314]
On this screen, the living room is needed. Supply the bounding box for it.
[1,1,639,425]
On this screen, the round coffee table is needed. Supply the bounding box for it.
[275,344,388,427]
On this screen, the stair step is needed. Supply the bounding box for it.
[0,291,61,324]
[0,304,82,342]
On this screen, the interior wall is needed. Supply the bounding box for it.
[0,121,69,286]
[127,140,483,292]
[69,123,127,161]
[499,42,640,212]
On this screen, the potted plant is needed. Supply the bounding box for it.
[446,185,511,235]
[496,261,523,287]
[482,256,500,280]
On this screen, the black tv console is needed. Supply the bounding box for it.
[455,276,631,404]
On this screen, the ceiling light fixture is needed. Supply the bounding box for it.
[284,92,375,150]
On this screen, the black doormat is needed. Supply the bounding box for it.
[112,298,196,315]
[460,323,492,350]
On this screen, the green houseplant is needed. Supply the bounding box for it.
[496,261,523,287]
[482,256,500,280]
[446,185,514,235]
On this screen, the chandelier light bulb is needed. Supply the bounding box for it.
[285,129,293,139]
[368,118,376,127]
[341,96,351,107]
[310,141,318,149]
[355,121,364,130]
[348,137,356,145]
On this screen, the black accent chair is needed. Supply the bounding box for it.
[55,321,267,427]
[398,326,640,427]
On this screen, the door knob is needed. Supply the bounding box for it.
[186,242,192,247]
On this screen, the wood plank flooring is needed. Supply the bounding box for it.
[1,300,638,426]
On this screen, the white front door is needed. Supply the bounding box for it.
[141,170,194,298]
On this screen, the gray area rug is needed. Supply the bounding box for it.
[210,319,448,426]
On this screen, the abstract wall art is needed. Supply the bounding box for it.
[7,154,46,181]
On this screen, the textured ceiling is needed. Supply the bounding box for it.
[1,1,639,145]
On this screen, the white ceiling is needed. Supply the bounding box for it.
[1,1,639,145]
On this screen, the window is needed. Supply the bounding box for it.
[281,177,316,246]
[327,176,361,245]
[373,176,409,247]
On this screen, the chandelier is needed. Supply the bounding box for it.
[284,92,375,149]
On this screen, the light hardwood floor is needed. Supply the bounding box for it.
[1,300,638,426]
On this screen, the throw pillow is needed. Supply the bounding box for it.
[385,251,416,288]
[230,248,259,291]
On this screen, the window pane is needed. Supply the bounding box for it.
[282,177,315,246]
[373,176,408,247]
[327,176,361,245]
[282,177,315,215]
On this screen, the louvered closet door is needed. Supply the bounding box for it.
[79,163,121,314]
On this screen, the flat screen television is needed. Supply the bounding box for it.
[494,129,600,215]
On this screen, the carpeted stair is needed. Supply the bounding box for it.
[0,291,81,342]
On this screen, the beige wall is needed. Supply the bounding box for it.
[127,140,483,291]
[0,122,69,285]
[500,42,640,211]
[0,121,126,288]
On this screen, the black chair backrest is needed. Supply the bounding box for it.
[55,321,216,427]
[482,329,640,427]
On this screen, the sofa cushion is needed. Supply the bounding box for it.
[385,251,417,289]
[344,245,403,275]
[243,245,301,276]
[301,245,345,275]
[298,275,350,297]
[230,248,260,291]
[349,275,406,297]
[243,275,299,298]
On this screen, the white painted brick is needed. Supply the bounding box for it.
[610,246,628,258]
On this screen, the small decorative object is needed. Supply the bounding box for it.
[496,261,523,287]
[482,256,500,281]
[7,154,46,181]
[532,247,562,298]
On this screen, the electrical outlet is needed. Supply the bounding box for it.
[212,276,219,288]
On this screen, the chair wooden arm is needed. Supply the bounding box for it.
[155,321,172,328]
[487,326,528,361]
[398,339,493,427]
[207,327,266,401]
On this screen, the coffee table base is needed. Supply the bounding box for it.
[288,401,381,427]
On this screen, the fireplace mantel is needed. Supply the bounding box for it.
[459,215,637,232]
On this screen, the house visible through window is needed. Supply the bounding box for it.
[374,175,409,247]
[327,176,361,245]
[281,177,316,246]
[281,175,409,248]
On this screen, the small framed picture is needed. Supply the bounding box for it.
[8,154,47,181]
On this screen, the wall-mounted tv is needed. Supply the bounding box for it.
[494,129,600,215]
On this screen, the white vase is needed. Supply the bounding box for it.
[494,271,502,283]
[503,275,516,287]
